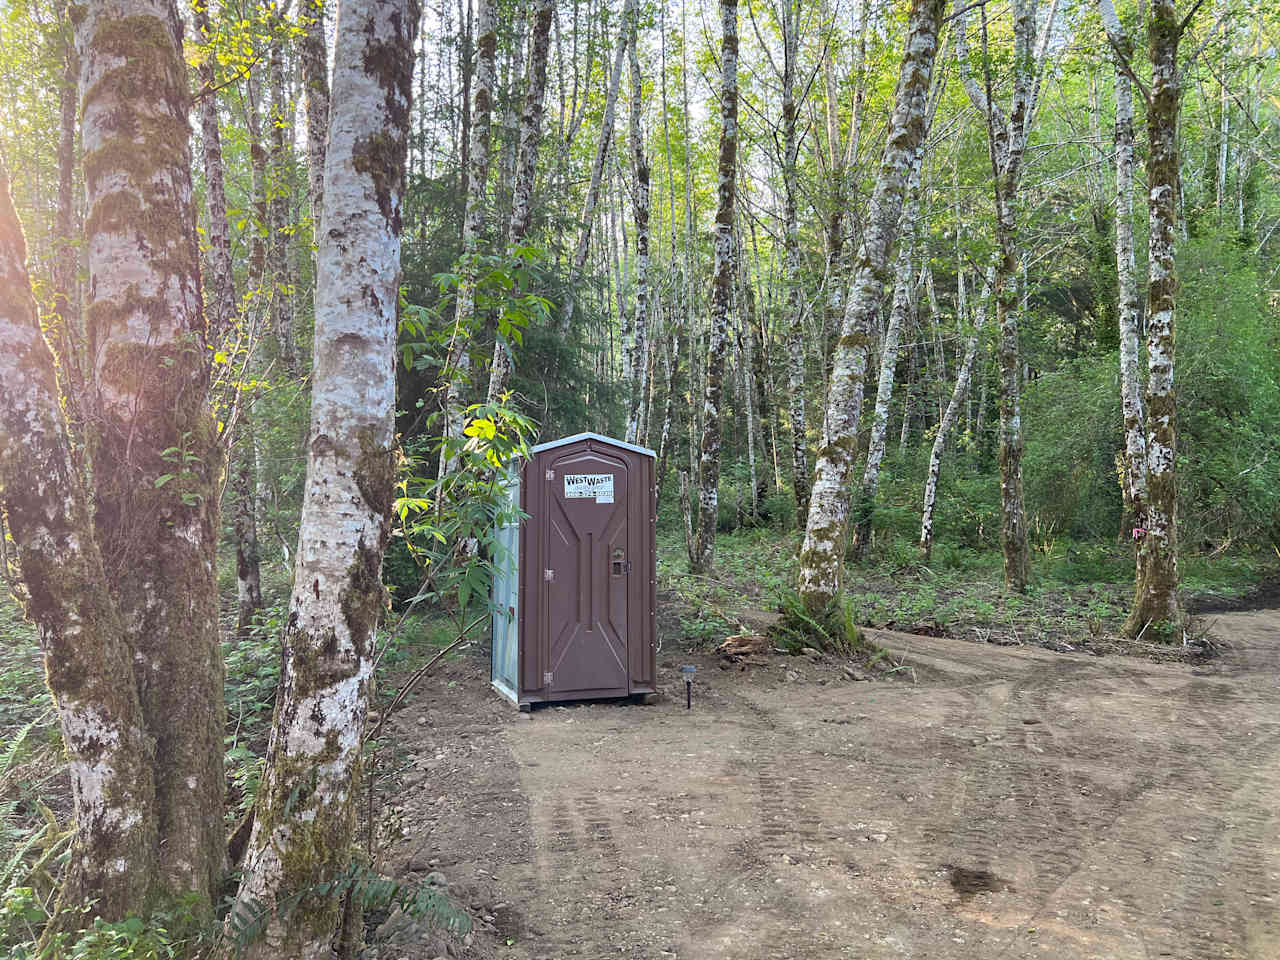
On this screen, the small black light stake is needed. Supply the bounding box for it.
[680,665,696,709]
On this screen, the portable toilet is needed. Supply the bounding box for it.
[491,432,657,709]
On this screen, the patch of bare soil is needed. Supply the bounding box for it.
[370,607,1280,959]
[1189,573,1280,614]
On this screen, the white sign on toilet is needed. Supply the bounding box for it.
[564,473,614,503]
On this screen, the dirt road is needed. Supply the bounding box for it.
[383,609,1280,959]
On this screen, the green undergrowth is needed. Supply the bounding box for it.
[379,604,487,668]
[0,593,66,958]
[6,895,207,960]
[655,505,1276,652]
[0,596,48,739]
[767,591,884,662]
[657,528,799,644]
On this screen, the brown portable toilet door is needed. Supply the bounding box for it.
[542,447,631,696]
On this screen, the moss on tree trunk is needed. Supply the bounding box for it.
[797,0,945,611]
[226,0,419,951]
[1125,0,1186,638]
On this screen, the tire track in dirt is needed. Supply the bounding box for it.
[926,622,1280,959]
[522,787,665,959]
[1128,622,1280,959]
[494,613,1280,960]
[515,710,771,960]
[708,685,949,958]
[728,632,1280,958]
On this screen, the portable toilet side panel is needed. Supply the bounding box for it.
[490,474,521,703]
[517,433,656,706]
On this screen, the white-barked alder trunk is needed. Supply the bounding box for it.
[196,0,263,639]
[849,143,926,558]
[226,0,418,952]
[796,0,946,611]
[781,0,810,521]
[1099,0,1150,562]
[690,0,738,574]
[919,265,994,562]
[1125,0,1187,637]
[0,150,160,929]
[75,0,227,908]
[625,3,650,445]
[954,0,1060,592]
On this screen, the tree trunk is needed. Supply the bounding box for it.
[439,0,497,479]
[624,2,649,445]
[1215,79,1228,219]
[751,313,773,505]
[1126,0,1186,638]
[924,265,947,425]
[818,0,867,352]
[299,0,331,233]
[920,266,994,562]
[506,0,554,246]
[76,0,226,909]
[898,344,915,453]
[0,151,159,928]
[638,319,656,445]
[992,202,1030,590]
[954,0,1058,592]
[195,0,236,347]
[796,0,945,611]
[267,8,299,376]
[781,0,810,522]
[1099,0,1148,545]
[655,313,678,505]
[611,178,627,380]
[561,0,636,334]
[689,0,738,574]
[679,469,695,560]
[680,0,698,531]
[196,0,263,637]
[232,420,264,641]
[227,0,417,952]
[246,66,269,286]
[496,8,527,221]
[488,0,553,401]
[457,0,472,208]
[975,360,989,453]
[849,144,925,558]
[51,5,84,417]
[740,279,760,517]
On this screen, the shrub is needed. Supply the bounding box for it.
[770,590,874,658]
